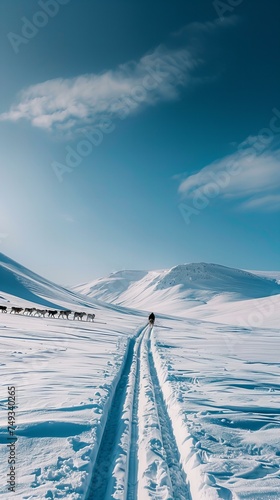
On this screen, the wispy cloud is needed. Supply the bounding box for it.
[240,194,280,211]
[0,18,234,136]
[0,46,195,133]
[178,139,280,212]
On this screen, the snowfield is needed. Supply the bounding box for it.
[1,253,280,499]
[0,302,143,499]
[73,263,280,326]
[152,318,280,499]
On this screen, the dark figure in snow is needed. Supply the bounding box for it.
[149,312,155,325]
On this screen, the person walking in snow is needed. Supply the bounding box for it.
[149,312,155,325]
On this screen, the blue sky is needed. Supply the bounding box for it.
[0,0,280,284]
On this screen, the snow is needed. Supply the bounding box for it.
[75,271,148,304]
[0,304,143,499]
[1,252,280,498]
[73,263,280,323]
[137,326,186,500]
[151,318,280,499]
[0,252,100,311]
[249,270,280,284]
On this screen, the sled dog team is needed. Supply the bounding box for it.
[0,305,95,322]
[0,305,153,324]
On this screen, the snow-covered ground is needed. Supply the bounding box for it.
[152,317,280,499]
[73,264,280,324]
[0,253,145,498]
[0,308,141,499]
[1,253,280,499]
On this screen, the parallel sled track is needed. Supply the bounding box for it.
[86,325,190,500]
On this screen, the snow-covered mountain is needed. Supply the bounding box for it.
[75,269,148,303]
[0,252,98,310]
[1,254,280,498]
[251,269,280,283]
[73,263,280,319]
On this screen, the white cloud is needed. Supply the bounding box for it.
[240,194,280,211]
[0,18,235,136]
[178,140,280,212]
[0,45,196,134]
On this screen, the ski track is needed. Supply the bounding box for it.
[147,335,191,500]
[85,337,136,499]
[127,332,142,500]
[86,325,190,499]
[86,326,145,500]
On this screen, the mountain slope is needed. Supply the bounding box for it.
[76,270,148,303]
[0,252,97,309]
[73,262,280,320]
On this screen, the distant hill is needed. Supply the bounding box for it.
[0,252,96,310]
[73,263,280,319]
[1,253,279,326]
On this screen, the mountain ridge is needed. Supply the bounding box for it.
[73,262,280,315]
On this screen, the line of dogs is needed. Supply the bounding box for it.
[0,306,95,322]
